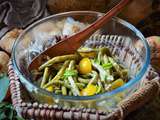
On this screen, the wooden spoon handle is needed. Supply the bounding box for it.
[65,0,130,46]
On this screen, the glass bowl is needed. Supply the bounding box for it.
[12,11,150,112]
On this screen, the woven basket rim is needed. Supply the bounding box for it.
[8,60,160,119]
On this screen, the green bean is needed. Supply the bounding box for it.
[98,79,105,93]
[102,54,114,82]
[49,80,71,89]
[43,60,70,88]
[55,90,62,94]
[91,60,107,81]
[99,47,111,56]
[68,60,76,69]
[50,80,85,91]
[62,86,67,95]
[68,76,80,96]
[108,57,123,78]
[88,71,98,85]
[80,74,91,79]
[48,74,53,82]
[39,54,79,70]
[78,71,98,85]
[76,83,85,89]
[97,49,103,64]
[51,63,63,70]
[78,51,97,58]
[78,77,90,84]
[67,60,80,96]
[64,80,72,89]
[96,84,101,94]
[41,67,50,88]
[64,82,71,90]
[54,86,60,90]
[63,83,71,89]
[103,54,109,64]
[97,47,110,64]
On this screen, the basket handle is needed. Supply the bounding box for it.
[118,80,160,119]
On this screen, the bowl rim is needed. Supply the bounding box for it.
[12,11,150,101]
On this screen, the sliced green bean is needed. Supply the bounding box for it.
[97,49,103,64]
[88,71,98,85]
[68,76,80,96]
[103,54,109,64]
[98,79,105,93]
[80,74,92,79]
[49,80,71,89]
[48,74,53,82]
[50,80,85,91]
[78,71,98,87]
[102,54,114,82]
[67,60,80,96]
[39,54,78,70]
[76,83,85,89]
[91,60,107,81]
[78,77,90,84]
[40,67,50,88]
[62,86,67,95]
[99,47,111,56]
[68,60,76,70]
[51,63,63,71]
[97,47,111,64]
[43,60,70,88]
[55,90,62,94]
[54,86,60,90]
[108,57,123,78]
[64,80,72,89]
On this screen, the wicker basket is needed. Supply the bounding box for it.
[9,33,160,120]
[8,60,160,120]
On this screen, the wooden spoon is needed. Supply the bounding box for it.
[28,0,130,70]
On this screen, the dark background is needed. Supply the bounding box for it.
[0,0,160,39]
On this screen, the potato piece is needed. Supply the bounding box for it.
[119,0,152,25]
[0,28,22,54]
[32,21,62,36]
[0,51,10,73]
[135,36,160,73]
[147,36,160,73]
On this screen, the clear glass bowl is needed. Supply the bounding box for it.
[12,11,150,112]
